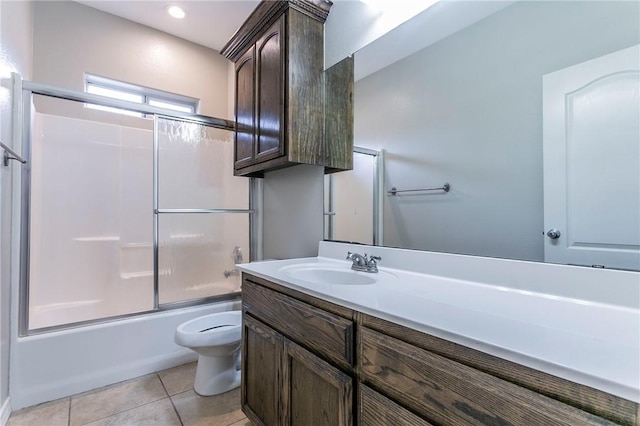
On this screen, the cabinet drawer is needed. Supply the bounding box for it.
[360,385,432,426]
[243,279,354,369]
[360,327,616,426]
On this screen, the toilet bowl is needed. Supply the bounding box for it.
[175,311,242,396]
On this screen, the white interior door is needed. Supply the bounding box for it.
[543,44,640,270]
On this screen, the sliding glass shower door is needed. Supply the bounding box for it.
[156,117,249,305]
[25,93,249,333]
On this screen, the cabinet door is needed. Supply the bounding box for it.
[234,47,256,170]
[242,314,282,426]
[282,339,353,426]
[255,15,286,164]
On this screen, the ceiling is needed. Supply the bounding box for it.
[74,1,260,52]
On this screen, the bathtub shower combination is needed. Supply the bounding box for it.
[10,75,255,409]
[25,90,251,331]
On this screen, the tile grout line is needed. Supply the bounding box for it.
[75,396,173,426]
[157,373,184,426]
[156,372,170,399]
[168,395,185,426]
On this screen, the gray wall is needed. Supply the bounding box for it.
[354,1,639,261]
[263,165,324,260]
[0,0,33,415]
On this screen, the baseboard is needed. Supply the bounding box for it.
[0,397,11,426]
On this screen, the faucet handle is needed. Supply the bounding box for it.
[365,255,381,272]
[367,255,381,266]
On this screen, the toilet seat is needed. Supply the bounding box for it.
[175,311,241,348]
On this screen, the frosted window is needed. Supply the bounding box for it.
[148,98,194,113]
[85,74,198,116]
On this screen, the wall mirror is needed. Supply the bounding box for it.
[325,0,640,271]
[324,147,383,245]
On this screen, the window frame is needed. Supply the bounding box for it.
[84,74,199,116]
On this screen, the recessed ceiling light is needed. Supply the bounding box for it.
[166,5,187,19]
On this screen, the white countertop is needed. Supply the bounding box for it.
[237,242,640,403]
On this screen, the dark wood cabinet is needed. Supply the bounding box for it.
[360,314,639,426]
[242,314,281,426]
[254,16,285,165]
[234,15,286,170]
[221,0,353,177]
[241,273,639,426]
[234,47,256,170]
[242,276,354,425]
[360,327,614,426]
[282,340,352,426]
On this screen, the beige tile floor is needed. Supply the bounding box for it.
[7,362,251,426]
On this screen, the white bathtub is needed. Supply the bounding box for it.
[9,299,240,410]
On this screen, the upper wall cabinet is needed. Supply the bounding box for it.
[221,0,353,177]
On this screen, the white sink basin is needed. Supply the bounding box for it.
[280,263,395,286]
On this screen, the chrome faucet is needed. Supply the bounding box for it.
[346,252,381,273]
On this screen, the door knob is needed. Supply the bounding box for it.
[546,229,561,239]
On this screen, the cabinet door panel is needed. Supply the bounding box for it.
[283,339,352,426]
[242,314,281,426]
[255,16,286,163]
[235,48,256,169]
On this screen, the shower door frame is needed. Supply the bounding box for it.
[324,146,384,245]
[15,75,261,336]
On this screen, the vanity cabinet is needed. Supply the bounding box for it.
[242,276,354,425]
[359,315,639,426]
[241,273,638,426]
[360,327,617,425]
[221,0,353,177]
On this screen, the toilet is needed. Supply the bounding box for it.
[174,311,242,396]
